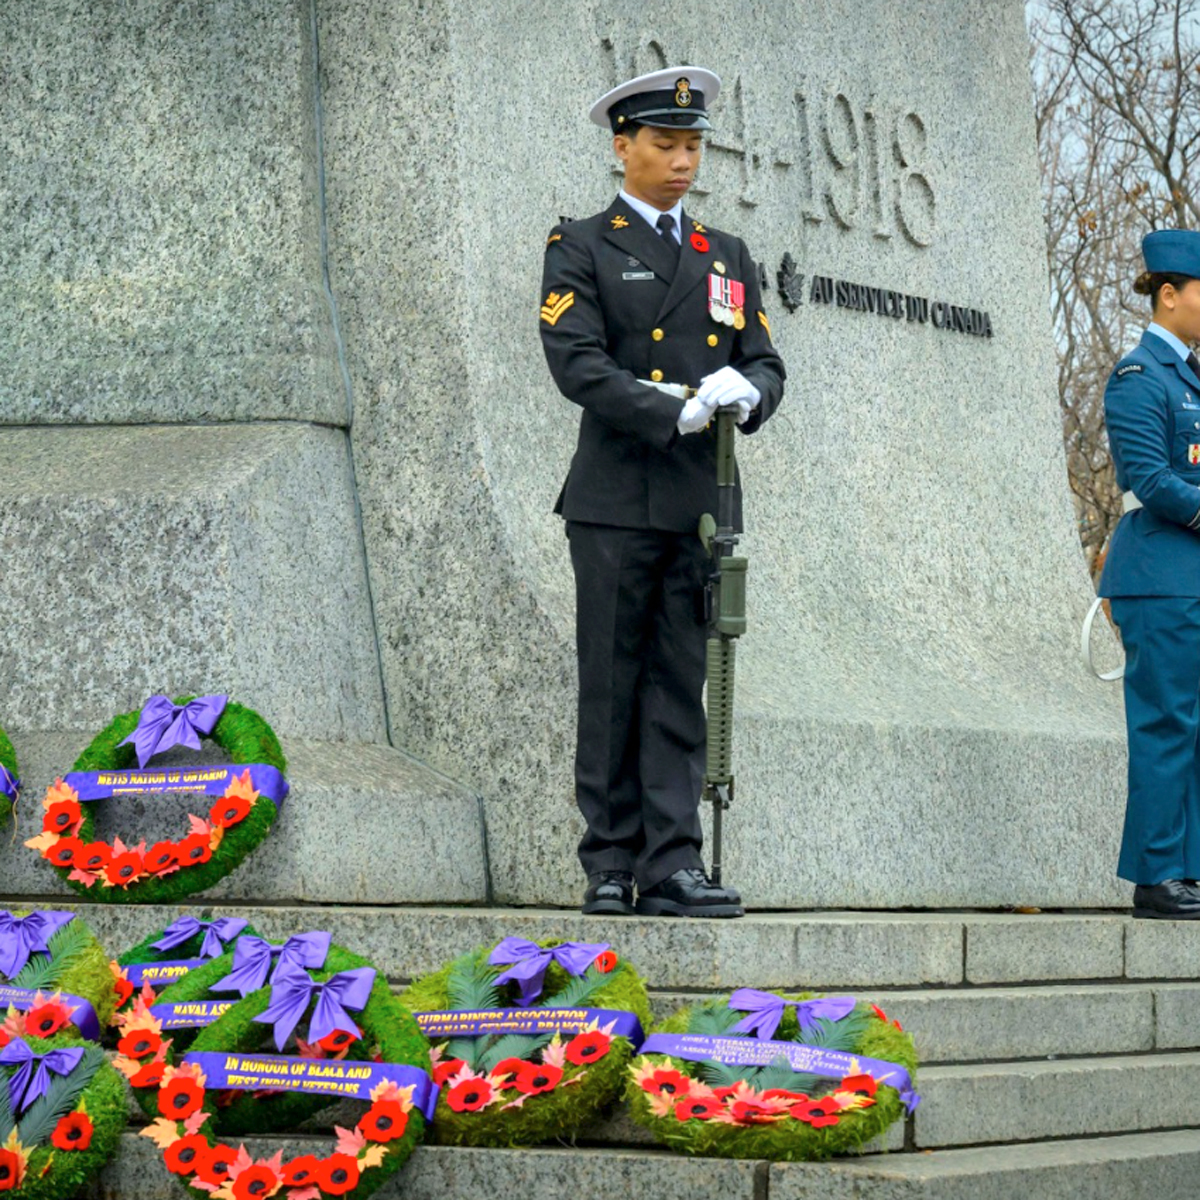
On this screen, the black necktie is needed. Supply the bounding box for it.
[1188,352,1200,381]
[656,212,679,256]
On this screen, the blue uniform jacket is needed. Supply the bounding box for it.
[1100,330,1200,598]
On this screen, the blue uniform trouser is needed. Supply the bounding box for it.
[1111,596,1200,884]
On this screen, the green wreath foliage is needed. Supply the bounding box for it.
[0,1032,125,1200]
[43,697,286,905]
[0,724,17,827]
[0,911,115,1036]
[399,940,652,1148]
[626,992,917,1161]
[124,942,430,1199]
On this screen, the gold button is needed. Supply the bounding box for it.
[707,334,718,347]
[652,328,664,341]
[713,261,726,275]
[650,369,664,382]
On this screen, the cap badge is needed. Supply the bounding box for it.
[675,77,692,107]
[692,220,707,233]
[611,214,630,229]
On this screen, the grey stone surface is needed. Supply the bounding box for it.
[914,1052,1200,1148]
[771,1130,1200,1200]
[1125,920,1200,980]
[91,1135,767,1200]
[0,734,486,904]
[1152,982,1200,1049]
[319,0,1127,907]
[965,914,1126,984]
[0,424,386,741]
[0,0,344,426]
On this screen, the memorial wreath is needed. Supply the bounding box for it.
[0,911,113,1045]
[25,694,289,905]
[627,989,918,1160]
[400,937,651,1148]
[117,936,434,1199]
[0,1033,125,1199]
[0,726,17,828]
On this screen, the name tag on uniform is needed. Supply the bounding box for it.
[622,271,655,281]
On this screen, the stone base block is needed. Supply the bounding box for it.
[0,734,486,904]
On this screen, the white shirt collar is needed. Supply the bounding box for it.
[1147,322,1194,364]
[619,188,684,241]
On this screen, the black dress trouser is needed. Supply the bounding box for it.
[567,521,709,891]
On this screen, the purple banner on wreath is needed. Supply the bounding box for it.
[640,1032,920,1113]
[0,983,101,1043]
[149,999,237,1029]
[182,1051,439,1121]
[0,764,18,802]
[125,958,210,989]
[64,763,288,804]
[414,1006,644,1045]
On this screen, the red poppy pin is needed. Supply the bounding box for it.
[690,232,709,253]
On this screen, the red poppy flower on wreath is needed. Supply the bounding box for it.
[839,1073,878,1098]
[229,1162,281,1200]
[209,793,251,829]
[317,1026,360,1053]
[446,1076,495,1112]
[489,1057,529,1088]
[158,1074,205,1120]
[43,798,82,835]
[762,1088,810,1103]
[690,232,709,252]
[45,836,83,868]
[675,1096,724,1121]
[432,1056,467,1086]
[0,1147,25,1192]
[130,1060,166,1088]
[359,1098,410,1143]
[790,1095,842,1127]
[111,965,135,1007]
[593,950,618,973]
[564,1030,612,1065]
[143,840,179,874]
[50,1111,94,1151]
[281,1154,322,1187]
[103,849,145,888]
[24,1001,71,1038]
[514,1062,562,1096]
[316,1153,361,1196]
[77,842,112,873]
[638,1067,691,1098]
[176,831,213,867]
[194,1143,237,1187]
[730,1095,789,1125]
[163,1133,209,1176]
[118,1028,162,1060]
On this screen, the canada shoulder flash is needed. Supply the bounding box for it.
[1116,363,1143,376]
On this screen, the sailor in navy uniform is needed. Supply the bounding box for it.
[1100,229,1200,918]
[539,66,785,918]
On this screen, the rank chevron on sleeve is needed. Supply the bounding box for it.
[541,290,575,326]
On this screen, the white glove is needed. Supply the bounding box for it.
[697,366,761,416]
[677,393,717,435]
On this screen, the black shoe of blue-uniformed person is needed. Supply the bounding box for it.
[1132,879,1200,919]
[635,868,744,918]
[582,870,635,915]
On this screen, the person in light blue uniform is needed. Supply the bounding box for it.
[1100,229,1200,918]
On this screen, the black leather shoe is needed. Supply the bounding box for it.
[1132,879,1200,919]
[635,868,745,918]
[582,871,635,915]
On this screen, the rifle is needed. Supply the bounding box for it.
[698,406,748,886]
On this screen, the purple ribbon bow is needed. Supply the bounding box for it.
[150,916,249,960]
[728,990,858,1041]
[0,1038,85,1113]
[487,938,610,1007]
[0,763,18,802]
[254,958,376,1051]
[118,694,228,768]
[0,911,76,981]
[210,932,332,998]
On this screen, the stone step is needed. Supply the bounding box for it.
[0,733,487,904]
[7,901,1200,990]
[89,1127,1200,1200]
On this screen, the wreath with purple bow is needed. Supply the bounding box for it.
[399,937,651,1147]
[0,725,18,828]
[24,694,288,904]
[117,936,434,1198]
[627,989,918,1160]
